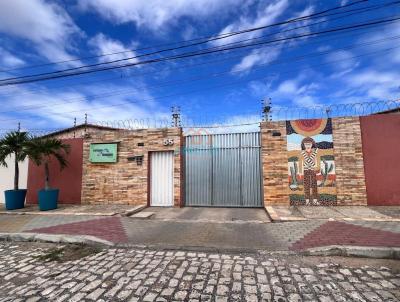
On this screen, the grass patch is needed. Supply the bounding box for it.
[34,244,102,263]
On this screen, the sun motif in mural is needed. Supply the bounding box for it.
[290,119,328,136]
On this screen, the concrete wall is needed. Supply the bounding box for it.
[0,155,28,203]
[26,138,83,204]
[81,128,182,205]
[360,114,400,205]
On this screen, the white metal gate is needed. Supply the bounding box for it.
[150,151,174,206]
[184,132,263,207]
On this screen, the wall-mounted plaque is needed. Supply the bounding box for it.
[89,143,118,163]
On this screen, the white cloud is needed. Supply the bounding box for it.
[213,0,288,46]
[326,50,358,71]
[0,82,170,130]
[345,70,400,100]
[0,0,82,64]
[88,33,138,64]
[278,79,298,94]
[78,0,249,31]
[227,3,316,74]
[231,47,282,74]
[0,47,25,69]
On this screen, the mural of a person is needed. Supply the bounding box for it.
[286,118,337,206]
[300,137,320,205]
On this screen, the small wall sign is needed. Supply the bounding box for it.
[89,143,118,163]
[163,138,174,146]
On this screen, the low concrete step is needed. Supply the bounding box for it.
[130,211,155,219]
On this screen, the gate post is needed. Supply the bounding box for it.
[260,121,290,207]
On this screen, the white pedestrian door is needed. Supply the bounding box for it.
[150,151,174,206]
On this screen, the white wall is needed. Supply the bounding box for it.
[0,155,28,203]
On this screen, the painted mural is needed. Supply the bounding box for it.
[286,118,337,206]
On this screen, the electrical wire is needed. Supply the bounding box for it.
[1,15,399,86]
[0,0,371,73]
[0,18,391,99]
[0,35,397,114]
[0,44,397,123]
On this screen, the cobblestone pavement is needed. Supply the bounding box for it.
[0,242,399,301]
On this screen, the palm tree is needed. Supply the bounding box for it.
[0,131,30,190]
[26,137,70,190]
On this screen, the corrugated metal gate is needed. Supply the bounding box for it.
[184,132,263,207]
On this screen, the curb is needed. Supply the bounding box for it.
[302,245,400,259]
[264,206,307,222]
[122,205,147,217]
[0,232,114,247]
[0,211,117,217]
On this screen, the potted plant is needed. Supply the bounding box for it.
[26,137,70,211]
[0,131,30,210]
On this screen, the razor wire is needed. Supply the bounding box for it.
[1,98,399,138]
[267,99,400,121]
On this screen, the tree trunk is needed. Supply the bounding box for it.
[14,153,19,191]
[44,161,50,190]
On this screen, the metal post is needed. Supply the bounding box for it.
[262,98,272,121]
[171,106,181,127]
[73,117,76,138]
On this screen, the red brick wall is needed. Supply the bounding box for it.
[26,138,83,204]
[360,114,400,205]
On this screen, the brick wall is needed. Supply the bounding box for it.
[260,121,289,206]
[261,117,368,207]
[81,128,182,206]
[332,117,367,205]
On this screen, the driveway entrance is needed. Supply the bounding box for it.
[138,207,270,223]
[184,132,263,207]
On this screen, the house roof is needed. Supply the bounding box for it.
[375,106,400,115]
[43,123,121,137]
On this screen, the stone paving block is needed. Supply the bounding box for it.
[0,216,35,233]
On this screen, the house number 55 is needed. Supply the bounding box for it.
[163,139,174,146]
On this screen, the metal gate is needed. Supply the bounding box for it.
[184,132,263,207]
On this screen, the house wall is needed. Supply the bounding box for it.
[26,138,83,204]
[0,156,28,203]
[260,121,289,206]
[81,128,182,206]
[360,114,400,205]
[332,117,367,205]
[261,117,367,206]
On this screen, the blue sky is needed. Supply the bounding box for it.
[0,0,399,133]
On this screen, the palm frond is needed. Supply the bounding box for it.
[26,137,70,169]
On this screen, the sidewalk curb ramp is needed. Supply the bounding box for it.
[303,245,400,259]
[0,233,114,247]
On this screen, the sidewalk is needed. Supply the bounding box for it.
[1,209,400,254]
[265,205,400,222]
[0,204,145,216]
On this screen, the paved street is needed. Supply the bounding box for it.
[0,242,399,302]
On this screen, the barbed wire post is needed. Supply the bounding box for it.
[84,113,88,135]
[73,117,77,138]
[262,98,272,122]
[171,106,181,127]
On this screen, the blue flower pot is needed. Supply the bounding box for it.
[4,189,27,210]
[38,189,59,211]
